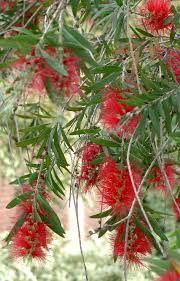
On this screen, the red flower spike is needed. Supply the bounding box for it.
[141,0,174,32]
[9,182,52,260]
[113,221,152,265]
[165,49,180,84]
[98,157,141,216]
[12,47,80,96]
[100,88,135,134]
[79,143,102,192]
[150,163,176,192]
[10,219,51,260]
[155,270,180,281]
[172,198,180,221]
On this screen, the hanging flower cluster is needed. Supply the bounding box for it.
[140,0,173,32]
[79,143,102,192]
[13,47,80,95]
[113,221,152,265]
[98,157,141,216]
[100,88,140,138]
[79,151,153,265]
[9,183,51,260]
[97,158,153,264]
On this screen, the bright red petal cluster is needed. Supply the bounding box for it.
[150,163,176,192]
[79,143,102,192]
[113,221,152,265]
[155,270,180,281]
[13,47,80,95]
[141,0,173,32]
[172,198,180,221]
[100,88,139,138]
[98,157,141,216]
[10,184,51,260]
[100,88,134,130]
[10,219,51,260]
[165,49,180,84]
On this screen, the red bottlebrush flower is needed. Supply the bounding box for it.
[10,219,51,260]
[141,0,173,32]
[118,114,141,139]
[12,47,80,96]
[9,182,52,260]
[79,143,102,192]
[100,88,134,132]
[165,49,180,84]
[155,271,180,281]
[98,157,141,216]
[150,163,176,192]
[113,221,152,265]
[59,49,80,96]
[172,198,180,221]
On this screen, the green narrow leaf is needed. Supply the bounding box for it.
[90,208,112,219]
[148,106,160,136]
[53,129,68,167]
[52,168,65,189]
[162,99,172,133]
[90,138,120,147]
[10,174,31,185]
[70,0,80,16]
[64,26,93,51]
[49,172,65,198]
[36,194,65,237]
[6,191,33,209]
[135,110,148,136]
[135,28,154,37]
[39,48,67,76]
[17,137,39,147]
[32,199,42,222]
[70,128,100,135]
[59,125,74,151]
[147,214,168,241]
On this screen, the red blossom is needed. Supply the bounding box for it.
[98,157,141,216]
[172,198,180,221]
[113,220,152,265]
[100,88,138,138]
[141,0,174,32]
[100,88,134,130]
[10,219,51,260]
[150,163,176,192]
[155,270,180,281]
[9,182,52,260]
[79,143,102,192]
[12,47,80,95]
[165,48,180,84]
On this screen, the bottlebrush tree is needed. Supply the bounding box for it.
[0,0,180,280]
